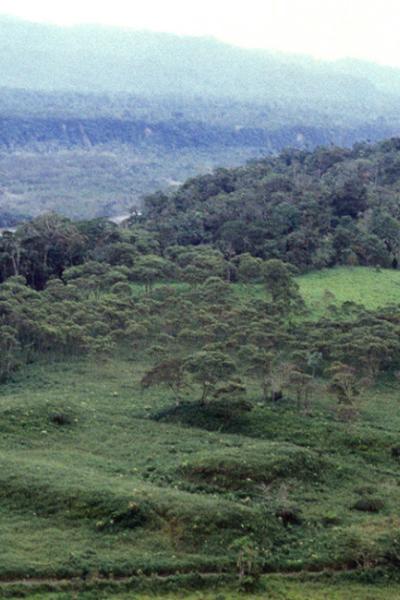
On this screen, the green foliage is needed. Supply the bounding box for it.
[138,139,400,271]
[180,443,326,491]
[141,358,188,404]
[0,332,399,595]
[237,253,263,283]
[0,325,20,381]
[328,362,361,407]
[230,536,265,592]
[6,139,400,293]
[130,255,175,292]
[184,350,238,404]
[262,259,302,308]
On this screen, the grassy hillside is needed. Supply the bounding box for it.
[1,267,400,597]
[298,266,400,313]
[22,581,400,599]
[235,266,400,315]
[1,355,400,597]
[111,266,400,313]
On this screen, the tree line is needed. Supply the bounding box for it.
[1,254,400,422]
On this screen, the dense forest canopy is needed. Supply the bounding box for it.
[2,137,400,288]
[138,138,400,270]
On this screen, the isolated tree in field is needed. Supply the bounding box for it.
[141,358,188,405]
[230,536,263,592]
[240,345,274,401]
[262,259,304,313]
[184,350,237,404]
[239,344,294,403]
[287,369,313,412]
[328,362,360,413]
[0,325,20,381]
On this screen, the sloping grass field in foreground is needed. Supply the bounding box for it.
[1,267,400,597]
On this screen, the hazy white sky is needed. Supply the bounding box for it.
[1,0,400,66]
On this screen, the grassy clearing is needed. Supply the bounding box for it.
[227,266,400,317]
[297,266,400,313]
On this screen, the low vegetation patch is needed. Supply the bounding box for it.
[352,497,386,513]
[180,443,326,491]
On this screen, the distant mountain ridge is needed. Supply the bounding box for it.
[1,15,400,107]
[0,114,397,152]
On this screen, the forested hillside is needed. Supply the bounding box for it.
[137,138,400,270]
[2,137,400,287]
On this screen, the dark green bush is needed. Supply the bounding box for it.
[49,412,73,426]
[352,497,385,512]
[391,445,400,459]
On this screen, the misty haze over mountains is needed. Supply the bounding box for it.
[1,15,400,223]
[2,16,400,101]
